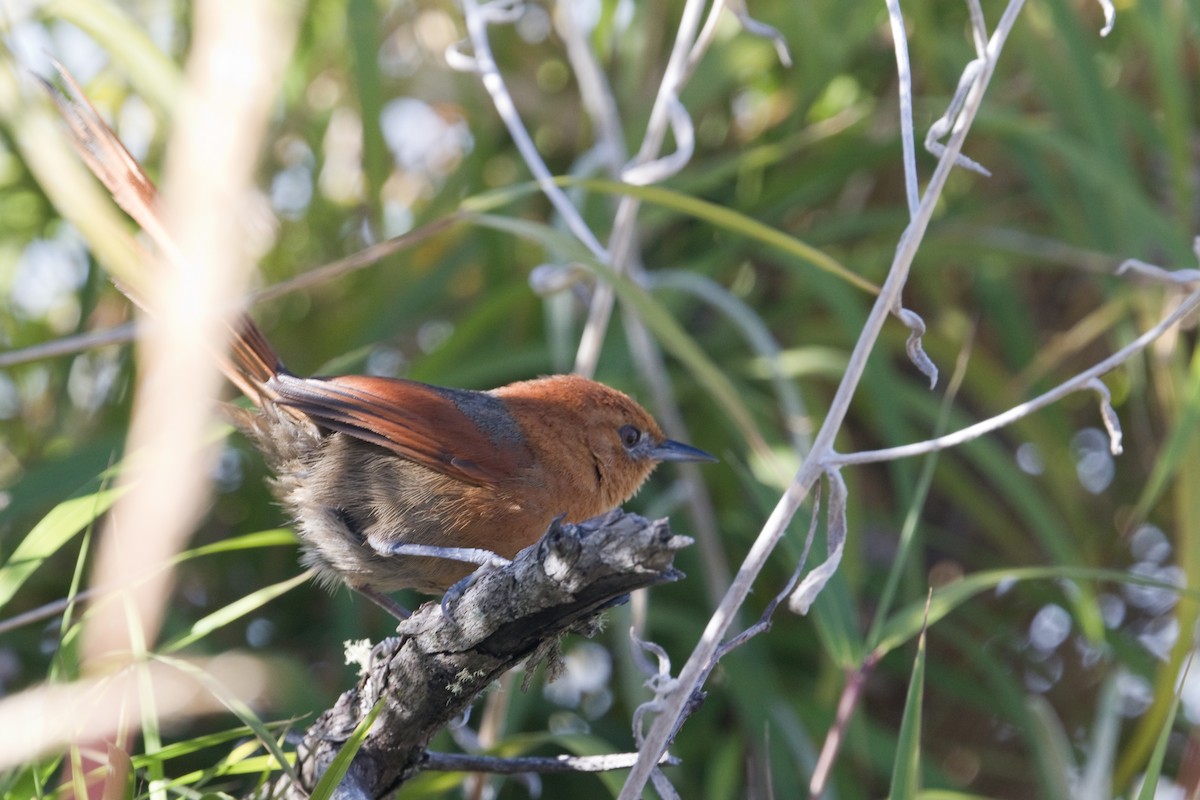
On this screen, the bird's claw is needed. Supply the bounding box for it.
[440,554,512,619]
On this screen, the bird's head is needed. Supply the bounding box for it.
[496,374,715,513]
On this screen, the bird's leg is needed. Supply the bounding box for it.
[354,586,413,621]
[375,542,512,572]
[369,541,512,618]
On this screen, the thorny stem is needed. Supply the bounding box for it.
[618,2,1029,796]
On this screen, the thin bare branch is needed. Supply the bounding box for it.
[251,214,463,304]
[807,652,879,799]
[683,1,792,88]
[0,324,135,368]
[966,0,988,55]
[830,286,1200,467]
[619,3,1028,794]
[885,0,919,218]
[554,2,627,173]
[458,0,608,260]
[716,483,820,658]
[621,98,694,186]
[575,0,711,377]
[1116,239,1200,285]
[1096,0,1116,36]
[422,749,679,774]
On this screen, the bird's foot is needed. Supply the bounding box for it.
[439,553,511,619]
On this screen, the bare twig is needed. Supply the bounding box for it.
[1116,237,1200,285]
[788,468,846,615]
[896,305,939,388]
[456,0,607,261]
[422,749,679,774]
[618,3,1029,794]
[1087,377,1123,456]
[0,590,95,637]
[828,286,1200,467]
[884,0,919,218]
[554,3,627,173]
[575,0,720,377]
[271,512,691,799]
[251,214,463,303]
[1095,0,1116,36]
[0,324,135,368]
[807,652,880,799]
[716,484,820,657]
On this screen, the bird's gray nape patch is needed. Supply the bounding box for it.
[443,387,526,448]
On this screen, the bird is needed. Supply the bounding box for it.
[44,67,716,619]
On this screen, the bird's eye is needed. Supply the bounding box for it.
[619,424,641,448]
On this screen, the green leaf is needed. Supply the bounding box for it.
[1026,695,1077,800]
[161,571,312,653]
[0,485,126,610]
[1135,655,1189,800]
[310,697,386,800]
[888,602,928,800]
[573,178,879,295]
[873,566,1194,658]
[153,654,302,788]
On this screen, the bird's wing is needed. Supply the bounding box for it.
[270,373,531,488]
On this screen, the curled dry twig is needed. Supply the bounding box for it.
[619,1,1033,794]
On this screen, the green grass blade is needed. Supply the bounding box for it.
[161,571,313,654]
[574,178,879,294]
[310,697,385,800]
[174,530,297,562]
[1025,695,1077,800]
[888,599,928,800]
[874,566,1193,658]
[152,654,302,788]
[1078,676,1119,800]
[1134,656,1190,800]
[0,485,126,610]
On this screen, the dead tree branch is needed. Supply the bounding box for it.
[263,511,691,799]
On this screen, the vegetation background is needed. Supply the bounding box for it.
[0,0,1198,797]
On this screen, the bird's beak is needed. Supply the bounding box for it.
[650,438,718,463]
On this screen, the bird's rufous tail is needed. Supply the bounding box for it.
[42,62,285,407]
